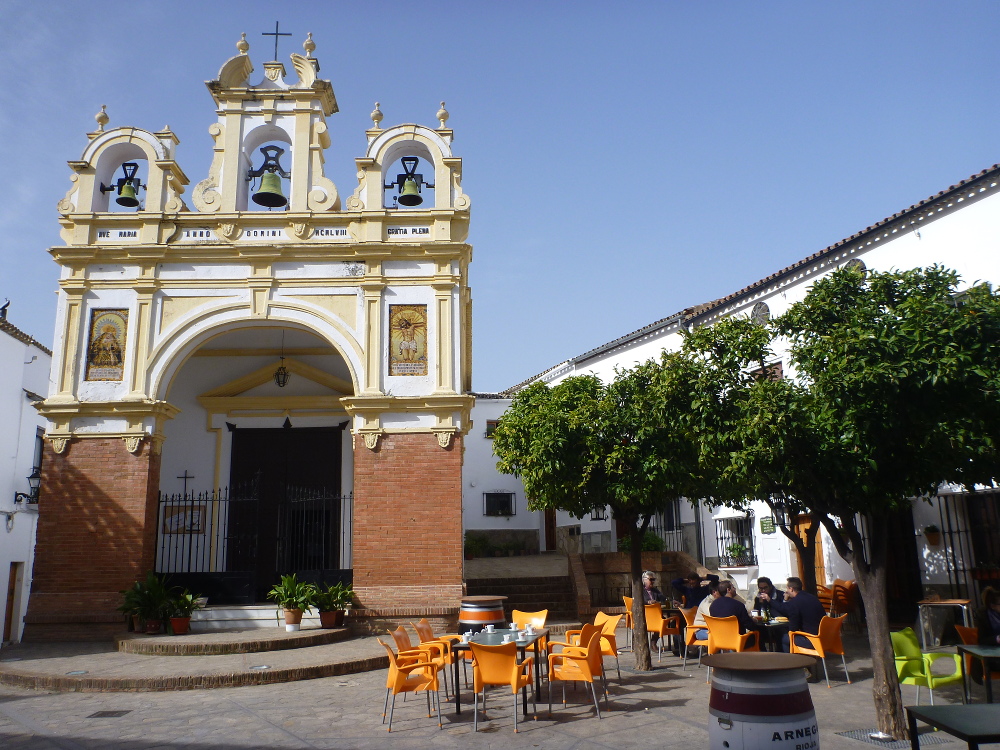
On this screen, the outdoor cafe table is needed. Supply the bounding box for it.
[751,617,790,652]
[906,704,1000,749]
[958,644,1000,704]
[450,627,549,716]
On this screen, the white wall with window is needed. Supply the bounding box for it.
[0,315,51,644]
[463,396,542,551]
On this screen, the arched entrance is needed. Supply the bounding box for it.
[156,324,355,602]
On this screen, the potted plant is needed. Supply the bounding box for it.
[313,582,354,628]
[168,589,203,635]
[724,542,750,565]
[267,574,315,631]
[464,531,488,560]
[121,571,173,634]
[924,524,941,546]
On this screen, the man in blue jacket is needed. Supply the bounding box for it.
[708,580,760,649]
[759,577,827,652]
[671,570,720,608]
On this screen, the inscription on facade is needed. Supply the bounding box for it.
[387,226,431,240]
[96,229,140,240]
[181,228,217,240]
[242,228,284,239]
[315,227,349,238]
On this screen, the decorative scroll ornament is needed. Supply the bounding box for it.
[51,437,68,454]
[57,173,79,214]
[123,435,143,454]
[362,431,381,450]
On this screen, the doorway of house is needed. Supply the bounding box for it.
[230,426,343,600]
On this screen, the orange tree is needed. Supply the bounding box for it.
[492,354,718,671]
[769,265,1000,740]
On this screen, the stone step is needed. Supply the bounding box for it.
[191,604,323,631]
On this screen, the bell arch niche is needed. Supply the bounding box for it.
[60,126,188,215]
[241,125,293,212]
[350,124,469,212]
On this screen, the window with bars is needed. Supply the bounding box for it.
[715,513,757,566]
[483,492,515,516]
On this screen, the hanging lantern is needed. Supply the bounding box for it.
[274,355,289,387]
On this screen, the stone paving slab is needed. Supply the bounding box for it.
[0,632,992,749]
[115,627,352,656]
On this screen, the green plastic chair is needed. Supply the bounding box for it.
[890,627,963,705]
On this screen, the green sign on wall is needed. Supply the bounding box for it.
[760,516,776,535]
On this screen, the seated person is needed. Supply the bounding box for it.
[753,576,785,613]
[692,580,721,641]
[671,569,720,608]
[641,570,667,604]
[760,577,826,652]
[972,586,1000,685]
[709,580,760,648]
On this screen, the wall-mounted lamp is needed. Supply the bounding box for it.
[384,156,434,207]
[100,162,145,208]
[14,468,41,504]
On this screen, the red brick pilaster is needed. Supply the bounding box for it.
[350,432,464,627]
[23,437,161,640]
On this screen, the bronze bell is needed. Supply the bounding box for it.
[252,171,287,208]
[116,182,139,208]
[397,177,422,206]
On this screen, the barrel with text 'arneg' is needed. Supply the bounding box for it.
[704,653,819,750]
[458,595,507,634]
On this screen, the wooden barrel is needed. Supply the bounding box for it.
[458,595,507,634]
[703,653,818,750]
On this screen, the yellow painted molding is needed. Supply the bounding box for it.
[193,347,337,357]
[198,395,347,413]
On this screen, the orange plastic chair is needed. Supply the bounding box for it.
[704,614,760,655]
[547,622,599,657]
[512,608,549,672]
[789,614,850,687]
[389,626,451,698]
[680,606,709,669]
[645,603,682,663]
[817,585,834,614]
[547,627,607,719]
[623,595,634,651]
[564,613,624,681]
[955,624,1000,694]
[469,641,535,733]
[377,639,442,732]
[410,618,458,693]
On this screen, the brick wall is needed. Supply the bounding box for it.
[23,438,160,640]
[351,432,464,615]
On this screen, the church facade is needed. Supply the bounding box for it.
[26,35,473,639]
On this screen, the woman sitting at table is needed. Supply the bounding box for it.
[972,586,1000,685]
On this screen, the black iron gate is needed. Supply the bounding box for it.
[155,483,352,604]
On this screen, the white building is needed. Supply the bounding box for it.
[0,309,51,644]
[473,161,1000,620]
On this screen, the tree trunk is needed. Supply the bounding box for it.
[630,526,652,671]
[851,513,908,740]
[799,521,819,594]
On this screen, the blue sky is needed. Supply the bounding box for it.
[2,2,998,392]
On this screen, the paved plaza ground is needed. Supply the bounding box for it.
[0,630,995,749]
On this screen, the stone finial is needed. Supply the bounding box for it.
[95,104,109,132]
[303,32,315,57]
[236,32,250,54]
[370,102,383,129]
[436,101,449,129]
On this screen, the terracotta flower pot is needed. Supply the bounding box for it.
[319,610,345,628]
[283,608,303,631]
[925,531,941,546]
[169,616,191,635]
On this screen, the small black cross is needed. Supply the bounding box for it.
[177,470,195,495]
[262,21,292,62]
